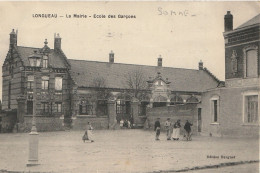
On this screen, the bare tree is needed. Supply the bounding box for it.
[125,69,148,98]
[92,76,106,88]
[91,77,111,100]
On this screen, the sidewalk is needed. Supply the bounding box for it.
[0,130,259,173]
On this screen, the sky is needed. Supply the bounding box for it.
[0,2,259,99]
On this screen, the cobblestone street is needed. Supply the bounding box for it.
[0,130,259,173]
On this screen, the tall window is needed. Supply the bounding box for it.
[41,102,49,114]
[55,77,63,91]
[8,81,11,109]
[27,75,34,89]
[243,46,258,78]
[43,56,48,68]
[96,100,107,116]
[243,93,258,124]
[27,101,33,115]
[56,102,62,113]
[42,76,49,90]
[116,100,125,114]
[210,96,219,123]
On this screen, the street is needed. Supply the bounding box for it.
[0,130,259,173]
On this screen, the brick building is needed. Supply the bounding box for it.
[201,12,260,137]
[1,29,220,132]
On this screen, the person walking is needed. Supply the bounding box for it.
[172,120,181,140]
[154,118,161,140]
[85,122,94,142]
[165,118,171,140]
[184,120,193,141]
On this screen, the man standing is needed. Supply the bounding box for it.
[165,118,171,140]
[154,118,161,140]
[184,120,193,141]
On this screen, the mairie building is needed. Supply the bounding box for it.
[1,12,259,137]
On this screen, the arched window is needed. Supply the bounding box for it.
[243,45,258,78]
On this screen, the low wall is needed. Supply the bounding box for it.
[1,110,17,133]
[146,104,199,135]
[22,116,64,132]
[72,116,109,130]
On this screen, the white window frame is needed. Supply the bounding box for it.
[243,45,258,78]
[242,91,259,125]
[210,95,220,124]
[55,77,63,91]
[43,56,48,68]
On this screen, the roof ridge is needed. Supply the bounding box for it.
[236,13,260,29]
[68,59,200,71]
[203,67,221,83]
[17,45,54,50]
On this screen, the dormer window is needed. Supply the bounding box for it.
[43,55,48,68]
[28,50,41,67]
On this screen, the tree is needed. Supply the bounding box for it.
[125,69,148,98]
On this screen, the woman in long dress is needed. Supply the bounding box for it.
[82,122,94,142]
[172,120,181,140]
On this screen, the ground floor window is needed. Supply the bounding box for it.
[153,102,166,108]
[210,95,219,123]
[96,100,107,116]
[56,102,62,113]
[244,94,258,124]
[79,100,94,115]
[41,102,49,115]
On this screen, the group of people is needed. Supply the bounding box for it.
[120,119,132,129]
[154,118,193,141]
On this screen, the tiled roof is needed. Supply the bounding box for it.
[68,60,220,92]
[16,46,67,68]
[236,14,260,29]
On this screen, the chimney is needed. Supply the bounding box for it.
[9,29,17,49]
[157,55,162,67]
[54,33,62,50]
[199,60,203,70]
[224,11,233,32]
[109,50,114,63]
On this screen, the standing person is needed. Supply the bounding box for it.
[86,122,94,142]
[172,120,181,140]
[154,118,161,140]
[165,118,171,140]
[184,120,193,141]
[82,123,89,143]
[120,119,124,129]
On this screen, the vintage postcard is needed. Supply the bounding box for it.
[0,1,259,173]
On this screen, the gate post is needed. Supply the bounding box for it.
[107,97,117,129]
[131,98,139,127]
[16,95,26,132]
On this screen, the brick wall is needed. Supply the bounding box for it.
[146,104,199,135]
[72,116,109,130]
[23,116,64,132]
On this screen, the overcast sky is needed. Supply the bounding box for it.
[0,2,259,99]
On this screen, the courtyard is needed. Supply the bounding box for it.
[0,129,259,173]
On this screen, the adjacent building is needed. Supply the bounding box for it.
[201,12,259,137]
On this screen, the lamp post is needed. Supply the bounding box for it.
[27,70,39,166]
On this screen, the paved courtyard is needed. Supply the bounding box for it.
[0,129,259,173]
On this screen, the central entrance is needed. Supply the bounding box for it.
[116,99,131,123]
